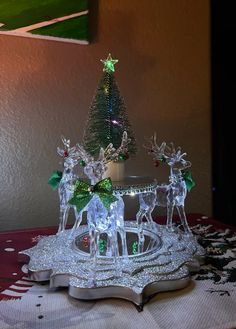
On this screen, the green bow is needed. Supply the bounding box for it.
[69,178,118,213]
[182,170,196,192]
[48,171,63,190]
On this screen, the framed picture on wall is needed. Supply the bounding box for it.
[0,0,89,44]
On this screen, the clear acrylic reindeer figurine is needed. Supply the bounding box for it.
[55,137,82,234]
[135,135,165,252]
[145,134,195,234]
[162,142,193,233]
[137,136,166,226]
[70,132,130,283]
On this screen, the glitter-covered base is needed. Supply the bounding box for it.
[18,221,205,306]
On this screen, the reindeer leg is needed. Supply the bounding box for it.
[144,191,157,227]
[73,208,83,230]
[106,234,112,257]
[88,228,98,286]
[136,209,145,253]
[110,231,121,277]
[58,206,65,233]
[146,209,158,235]
[166,186,175,231]
[96,233,101,257]
[114,196,127,258]
[118,227,128,259]
[57,207,64,233]
[136,194,145,226]
[62,206,70,231]
[70,208,83,238]
[176,205,192,234]
[136,193,147,252]
[166,202,174,231]
[145,196,156,229]
[148,209,155,223]
[138,224,145,254]
[58,206,69,233]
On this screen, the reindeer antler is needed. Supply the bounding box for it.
[76,144,94,164]
[165,143,187,162]
[57,136,79,159]
[164,142,192,170]
[75,132,131,183]
[144,133,167,161]
[102,131,131,164]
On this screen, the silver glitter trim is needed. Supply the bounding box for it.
[19,221,205,306]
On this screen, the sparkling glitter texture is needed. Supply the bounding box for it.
[19,220,205,305]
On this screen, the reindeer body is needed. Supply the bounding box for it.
[141,136,192,233]
[156,167,190,232]
[83,159,127,259]
[137,192,156,226]
[58,168,81,233]
[87,193,125,263]
[57,138,82,234]
[74,132,130,282]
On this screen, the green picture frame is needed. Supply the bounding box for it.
[0,0,89,44]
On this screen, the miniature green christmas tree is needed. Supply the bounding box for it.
[83,54,137,159]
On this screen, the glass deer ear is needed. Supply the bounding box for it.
[57,147,65,157]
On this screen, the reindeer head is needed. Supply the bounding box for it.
[75,146,108,184]
[164,143,192,171]
[144,133,167,166]
[77,131,130,184]
[57,136,80,171]
[145,134,192,172]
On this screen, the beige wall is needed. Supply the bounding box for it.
[0,0,211,230]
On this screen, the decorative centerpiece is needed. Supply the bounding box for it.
[19,55,205,308]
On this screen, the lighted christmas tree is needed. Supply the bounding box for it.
[83,54,137,159]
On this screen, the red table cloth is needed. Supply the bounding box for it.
[0,214,236,329]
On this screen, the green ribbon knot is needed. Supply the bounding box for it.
[48,171,63,190]
[182,170,196,192]
[69,178,118,213]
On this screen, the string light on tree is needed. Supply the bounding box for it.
[83,54,137,158]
